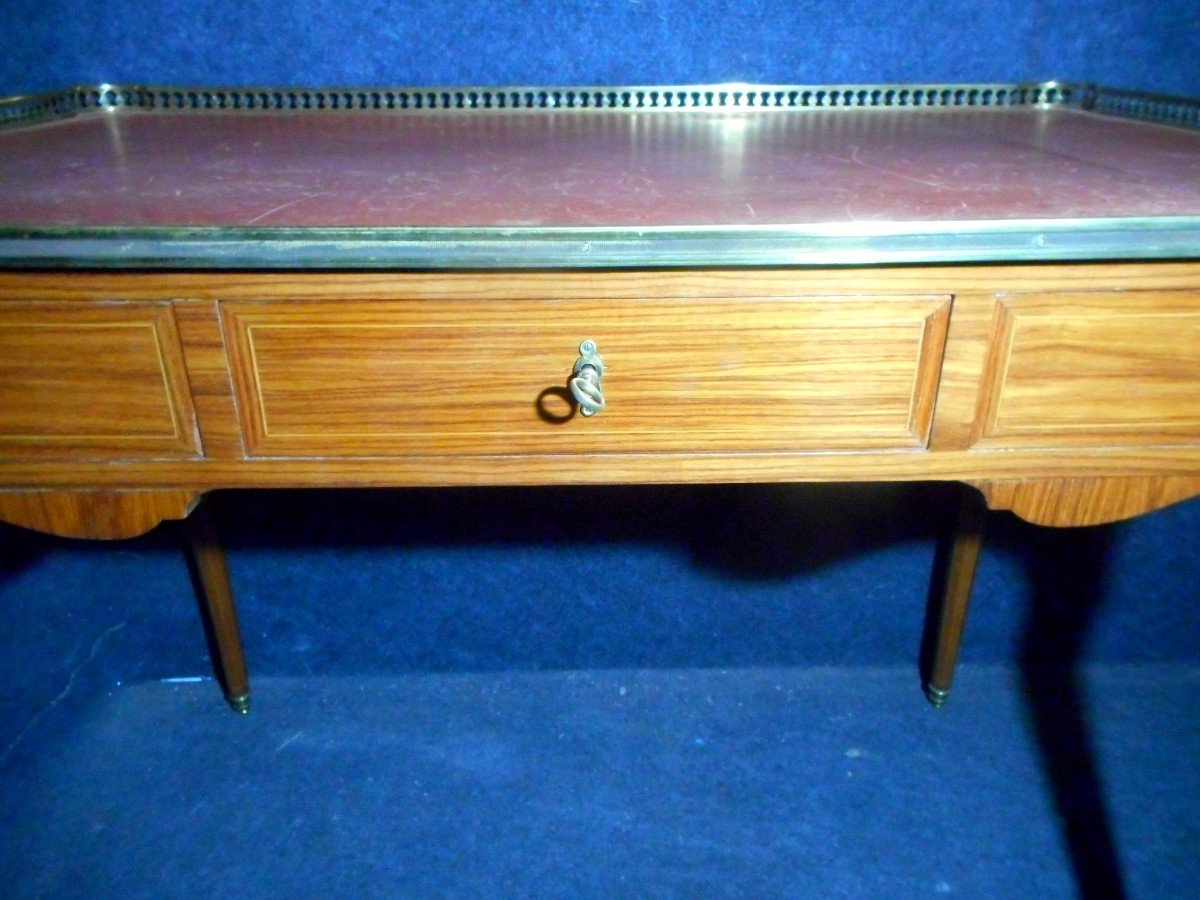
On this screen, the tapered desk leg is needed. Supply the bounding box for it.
[184,502,251,714]
[923,486,987,707]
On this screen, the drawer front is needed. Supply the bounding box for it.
[973,291,1200,449]
[224,295,951,458]
[0,302,199,459]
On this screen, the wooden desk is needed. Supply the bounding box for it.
[2,82,1198,712]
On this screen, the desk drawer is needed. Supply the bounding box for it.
[0,301,199,459]
[223,295,951,458]
[973,291,1200,449]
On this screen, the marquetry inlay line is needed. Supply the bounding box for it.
[244,323,272,439]
[150,318,186,441]
[209,299,250,459]
[0,321,184,440]
[974,295,1200,448]
[236,310,941,446]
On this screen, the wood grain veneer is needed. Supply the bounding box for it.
[223,295,950,457]
[973,291,1200,449]
[973,476,1200,527]
[172,299,245,458]
[0,489,200,539]
[0,301,199,459]
[0,263,1199,533]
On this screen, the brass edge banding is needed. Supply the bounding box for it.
[1,217,1199,270]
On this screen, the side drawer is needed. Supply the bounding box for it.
[972,290,1200,449]
[0,301,200,459]
[223,294,950,458]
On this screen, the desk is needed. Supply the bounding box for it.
[1,82,1198,711]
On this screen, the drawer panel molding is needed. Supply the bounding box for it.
[973,291,1200,450]
[0,301,200,459]
[223,295,951,458]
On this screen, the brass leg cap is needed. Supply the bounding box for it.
[228,693,251,714]
[924,685,950,708]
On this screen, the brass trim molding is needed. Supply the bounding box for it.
[2,218,1199,270]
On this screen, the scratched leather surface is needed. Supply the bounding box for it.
[2,106,1198,228]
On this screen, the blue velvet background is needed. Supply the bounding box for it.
[2,0,1199,94]
[1,0,1199,733]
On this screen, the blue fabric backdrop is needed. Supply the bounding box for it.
[2,1,1199,94]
